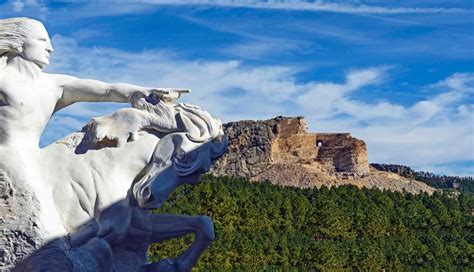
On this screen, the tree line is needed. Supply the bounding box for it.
[371,163,474,194]
[149,175,474,270]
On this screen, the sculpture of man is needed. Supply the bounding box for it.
[0,17,185,149]
[0,15,177,249]
[0,17,226,271]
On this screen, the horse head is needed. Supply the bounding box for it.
[132,103,227,209]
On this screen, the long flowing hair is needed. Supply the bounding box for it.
[0,17,42,69]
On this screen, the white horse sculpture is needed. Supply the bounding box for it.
[14,98,227,271]
[0,17,227,271]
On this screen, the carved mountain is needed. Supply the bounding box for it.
[211,116,435,194]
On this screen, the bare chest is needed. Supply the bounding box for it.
[0,75,61,117]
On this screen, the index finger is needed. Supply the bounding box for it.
[151,88,191,94]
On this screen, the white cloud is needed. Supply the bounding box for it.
[435,72,474,93]
[8,0,47,13]
[302,72,473,174]
[7,1,466,25]
[41,35,473,175]
[139,0,469,14]
[297,67,387,117]
[11,0,25,12]
[220,39,306,60]
[0,0,48,20]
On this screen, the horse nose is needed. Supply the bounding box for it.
[142,186,151,200]
[138,185,167,209]
[139,185,155,207]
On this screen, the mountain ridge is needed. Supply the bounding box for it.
[211,116,438,194]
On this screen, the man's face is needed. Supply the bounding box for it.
[20,22,53,69]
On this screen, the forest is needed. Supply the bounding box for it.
[414,172,474,194]
[149,175,474,270]
[371,163,474,194]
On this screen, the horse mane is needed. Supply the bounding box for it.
[53,99,227,162]
[167,103,227,177]
[134,98,224,143]
[175,103,223,142]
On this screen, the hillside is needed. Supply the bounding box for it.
[211,116,436,194]
[372,163,474,194]
[149,175,474,270]
[150,117,472,270]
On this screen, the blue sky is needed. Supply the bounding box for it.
[1,0,473,176]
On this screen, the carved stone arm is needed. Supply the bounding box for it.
[50,73,189,111]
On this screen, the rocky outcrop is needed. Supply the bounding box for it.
[212,116,369,179]
[212,116,435,194]
[0,170,44,271]
[211,118,275,179]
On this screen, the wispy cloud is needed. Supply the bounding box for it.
[141,0,470,14]
[42,35,473,175]
[10,0,46,12]
[300,71,473,172]
[1,0,48,19]
[220,38,311,60]
[3,1,469,24]
[11,0,26,12]
[0,0,151,21]
[297,67,388,117]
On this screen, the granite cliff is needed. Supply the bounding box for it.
[212,116,435,194]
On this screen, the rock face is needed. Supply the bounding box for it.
[212,116,435,194]
[0,171,44,271]
[212,116,369,179]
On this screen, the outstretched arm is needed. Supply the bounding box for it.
[51,74,189,112]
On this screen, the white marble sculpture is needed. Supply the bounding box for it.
[0,17,227,271]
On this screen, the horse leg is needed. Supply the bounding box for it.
[145,213,215,272]
[13,237,113,272]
